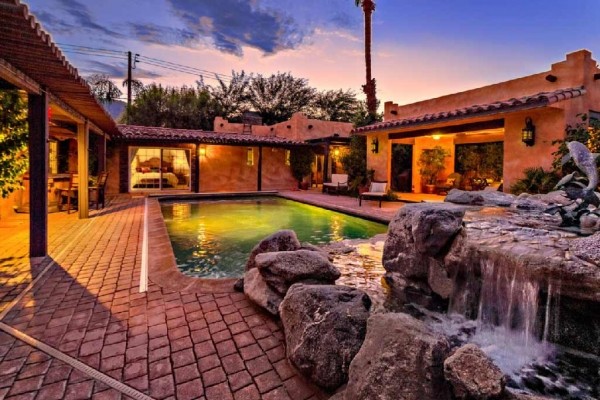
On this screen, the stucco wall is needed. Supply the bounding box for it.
[214,113,353,142]
[0,191,18,220]
[366,133,389,183]
[261,148,297,190]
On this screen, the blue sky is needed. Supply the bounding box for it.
[26,0,600,107]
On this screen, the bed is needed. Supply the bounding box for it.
[131,171,179,188]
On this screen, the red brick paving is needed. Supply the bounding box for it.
[0,196,326,399]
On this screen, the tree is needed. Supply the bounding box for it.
[126,84,216,130]
[87,74,122,103]
[122,78,144,97]
[289,147,314,188]
[309,89,361,122]
[0,90,28,198]
[552,113,600,172]
[355,0,378,117]
[341,135,372,194]
[199,71,251,122]
[247,72,315,125]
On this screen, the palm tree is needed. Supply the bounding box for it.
[355,0,377,118]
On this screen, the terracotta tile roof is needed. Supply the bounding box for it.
[0,0,118,136]
[353,86,586,134]
[117,125,308,146]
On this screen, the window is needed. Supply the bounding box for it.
[247,147,254,166]
[129,147,191,190]
[48,141,58,174]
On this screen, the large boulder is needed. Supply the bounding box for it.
[245,230,301,271]
[443,344,505,399]
[243,268,282,315]
[383,204,465,304]
[337,313,451,400]
[445,189,515,207]
[279,284,371,391]
[255,250,340,295]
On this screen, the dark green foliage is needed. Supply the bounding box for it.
[340,135,373,194]
[198,71,250,122]
[455,142,503,180]
[0,90,28,198]
[552,113,600,172]
[509,167,560,195]
[309,89,362,122]
[126,84,216,130]
[289,147,314,185]
[247,72,316,125]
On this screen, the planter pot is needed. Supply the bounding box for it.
[424,184,436,194]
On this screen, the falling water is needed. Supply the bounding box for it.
[456,258,553,374]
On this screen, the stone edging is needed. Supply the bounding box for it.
[146,198,236,293]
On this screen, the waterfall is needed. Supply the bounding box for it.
[448,257,555,375]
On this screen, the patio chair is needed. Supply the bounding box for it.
[435,172,462,195]
[58,173,78,214]
[89,172,108,210]
[323,173,348,195]
[359,181,388,208]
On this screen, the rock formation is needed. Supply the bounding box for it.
[279,284,371,390]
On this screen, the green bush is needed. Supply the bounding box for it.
[510,167,560,195]
[341,135,370,194]
[289,147,314,187]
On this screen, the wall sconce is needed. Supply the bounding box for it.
[371,138,379,154]
[199,146,207,157]
[246,147,254,166]
[521,117,535,146]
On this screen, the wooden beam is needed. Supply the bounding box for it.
[47,92,105,136]
[388,119,505,140]
[28,90,48,257]
[257,146,263,191]
[0,58,41,94]
[322,145,330,192]
[77,121,89,218]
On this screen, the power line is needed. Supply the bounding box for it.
[58,43,232,83]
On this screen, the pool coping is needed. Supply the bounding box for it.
[146,198,237,293]
[146,191,390,294]
[276,192,391,225]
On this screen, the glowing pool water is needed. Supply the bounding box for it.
[160,196,387,278]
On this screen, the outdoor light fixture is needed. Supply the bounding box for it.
[432,134,441,140]
[199,146,207,157]
[333,148,340,158]
[521,117,535,146]
[371,138,379,154]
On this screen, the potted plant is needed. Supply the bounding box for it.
[418,146,450,194]
[289,148,315,190]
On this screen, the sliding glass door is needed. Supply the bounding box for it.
[129,147,191,191]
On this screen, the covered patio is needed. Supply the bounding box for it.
[0,0,119,257]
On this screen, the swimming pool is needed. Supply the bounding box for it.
[160,196,387,278]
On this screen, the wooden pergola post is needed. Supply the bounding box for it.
[97,133,106,173]
[77,120,89,218]
[28,90,49,258]
[322,145,330,192]
[257,145,263,191]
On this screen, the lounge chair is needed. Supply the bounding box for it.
[359,181,388,208]
[323,173,348,194]
[89,172,108,210]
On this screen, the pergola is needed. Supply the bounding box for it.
[0,0,119,257]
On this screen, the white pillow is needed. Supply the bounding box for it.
[370,182,386,193]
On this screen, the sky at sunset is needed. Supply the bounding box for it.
[26,0,600,108]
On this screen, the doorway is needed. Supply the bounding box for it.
[391,144,413,192]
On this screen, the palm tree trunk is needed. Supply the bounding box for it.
[362,0,377,116]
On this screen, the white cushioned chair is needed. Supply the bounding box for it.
[323,173,348,194]
[359,181,388,208]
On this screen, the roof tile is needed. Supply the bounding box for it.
[354,86,586,134]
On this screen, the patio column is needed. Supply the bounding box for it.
[28,90,48,258]
[257,145,263,191]
[77,120,89,218]
[322,144,330,192]
[193,144,200,193]
[97,133,106,173]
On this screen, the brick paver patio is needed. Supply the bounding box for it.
[0,195,327,400]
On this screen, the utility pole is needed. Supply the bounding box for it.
[127,51,132,124]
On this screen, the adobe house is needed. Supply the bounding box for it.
[108,113,354,194]
[215,112,354,187]
[0,0,119,257]
[355,50,600,193]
